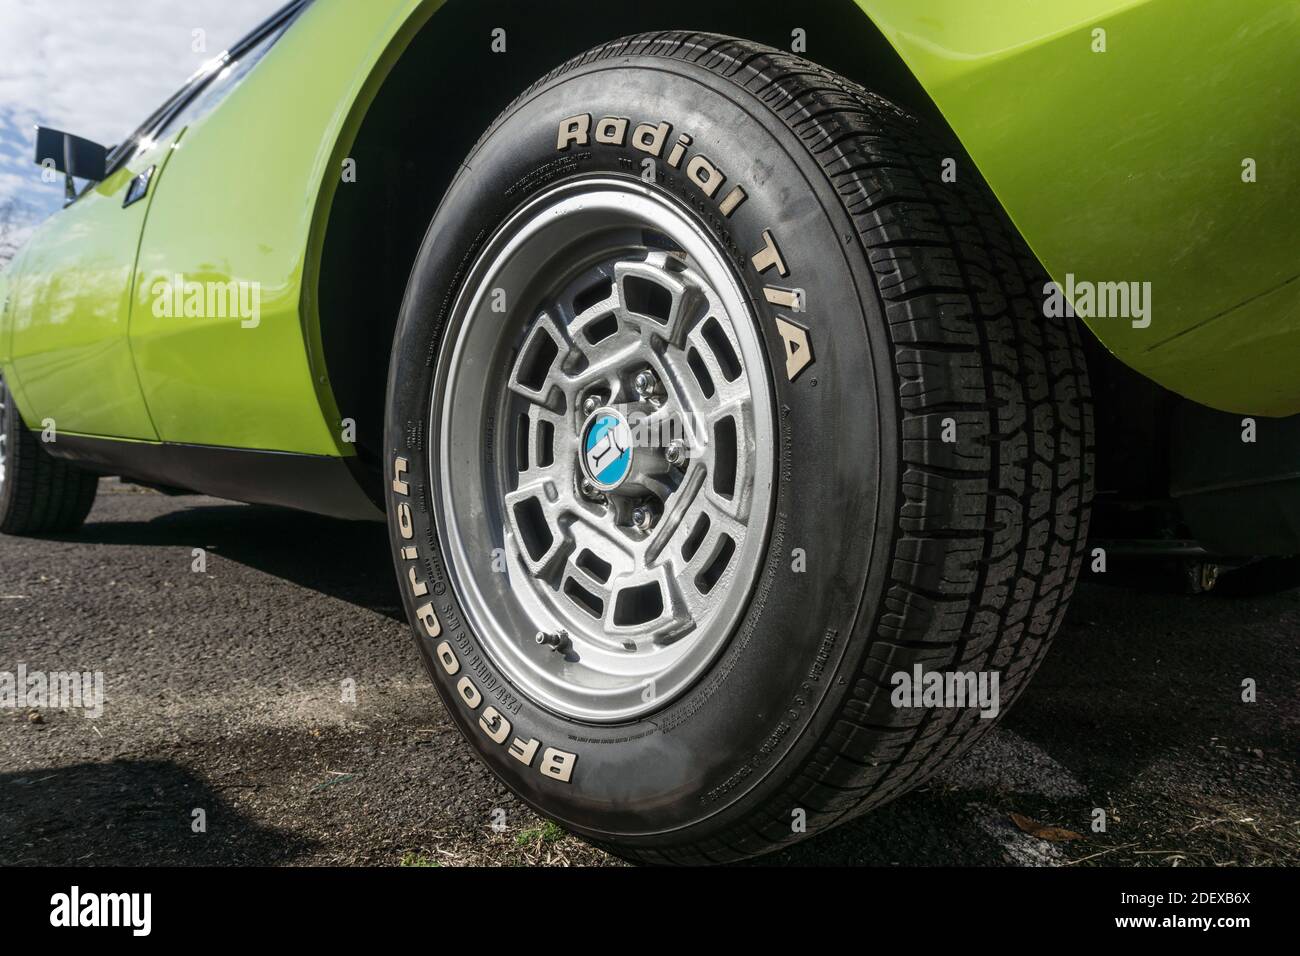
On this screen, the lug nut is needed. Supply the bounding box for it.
[582,395,602,417]
[633,369,659,400]
[665,439,687,466]
[632,505,656,532]
[535,630,570,652]
[580,478,605,502]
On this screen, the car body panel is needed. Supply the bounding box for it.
[857,0,1300,415]
[3,131,184,439]
[0,0,431,457]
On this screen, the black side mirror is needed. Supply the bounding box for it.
[34,126,108,204]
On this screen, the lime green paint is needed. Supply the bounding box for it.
[0,0,431,455]
[2,131,184,439]
[128,0,428,455]
[859,0,1300,415]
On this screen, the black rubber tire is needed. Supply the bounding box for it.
[0,377,99,535]
[385,32,1093,863]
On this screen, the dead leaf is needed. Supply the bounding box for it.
[1009,812,1084,842]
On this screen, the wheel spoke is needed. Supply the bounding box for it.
[506,310,572,411]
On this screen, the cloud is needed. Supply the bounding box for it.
[0,0,283,230]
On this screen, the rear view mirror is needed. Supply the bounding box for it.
[34,126,108,204]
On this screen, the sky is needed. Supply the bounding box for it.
[0,0,283,245]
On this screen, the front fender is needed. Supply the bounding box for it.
[860,0,1300,416]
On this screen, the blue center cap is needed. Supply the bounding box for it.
[581,409,633,490]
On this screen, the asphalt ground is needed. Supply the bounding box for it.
[2,479,1296,866]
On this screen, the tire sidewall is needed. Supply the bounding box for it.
[385,54,897,845]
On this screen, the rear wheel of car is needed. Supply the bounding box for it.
[0,374,99,535]
[385,32,1093,863]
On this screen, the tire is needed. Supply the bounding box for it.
[385,32,1093,863]
[0,374,99,535]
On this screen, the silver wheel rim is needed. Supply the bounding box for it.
[431,177,776,723]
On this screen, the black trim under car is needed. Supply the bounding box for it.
[44,435,383,522]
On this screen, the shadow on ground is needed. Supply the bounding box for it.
[72,502,403,621]
[1,760,320,865]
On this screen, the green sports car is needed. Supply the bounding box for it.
[1,0,1296,863]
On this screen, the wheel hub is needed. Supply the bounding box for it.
[578,401,675,498]
[579,406,634,492]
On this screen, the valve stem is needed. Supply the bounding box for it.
[535,629,570,653]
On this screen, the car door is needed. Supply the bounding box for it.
[4,131,183,440]
[127,6,338,455]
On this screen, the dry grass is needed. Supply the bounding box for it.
[397,817,622,867]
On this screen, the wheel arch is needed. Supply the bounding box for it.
[307,0,941,491]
